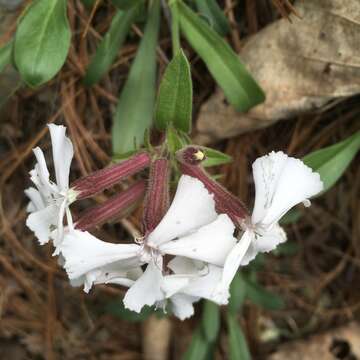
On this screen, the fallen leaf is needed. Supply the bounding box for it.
[196,0,360,143]
[268,322,360,360]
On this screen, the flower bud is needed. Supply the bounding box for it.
[71,152,151,200]
[75,181,146,231]
[142,158,170,234]
[176,146,250,227]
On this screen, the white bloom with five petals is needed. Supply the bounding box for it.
[215,151,324,302]
[123,175,236,313]
[58,175,237,317]
[25,124,77,248]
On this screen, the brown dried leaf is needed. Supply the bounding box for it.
[268,322,360,360]
[196,0,360,143]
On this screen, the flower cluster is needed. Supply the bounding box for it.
[25,125,323,320]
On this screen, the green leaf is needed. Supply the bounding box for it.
[112,0,160,155]
[170,1,180,55]
[0,41,13,74]
[111,0,141,10]
[83,5,140,86]
[303,131,360,193]
[273,241,299,256]
[155,49,193,133]
[166,127,189,154]
[227,315,251,360]
[105,301,153,322]
[200,146,232,167]
[279,208,302,225]
[245,278,284,310]
[195,0,230,36]
[228,272,247,315]
[183,328,212,360]
[81,0,96,8]
[201,301,220,343]
[14,0,71,87]
[175,1,265,112]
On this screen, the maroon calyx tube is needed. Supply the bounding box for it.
[142,158,170,235]
[71,152,151,200]
[75,181,146,231]
[176,146,250,227]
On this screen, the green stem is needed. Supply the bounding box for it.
[170,1,180,56]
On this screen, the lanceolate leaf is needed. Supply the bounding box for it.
[155,49,193,133]
[83,4,141,86]
[195,0,230,36]
[227,315,251,360]
[201,146,232,167]
[112,0,160,154]
[183,328,211,360]
[201,300,220,343]
[228,272,247,314]
[105,301,153,322]
[81,0,96,8]
[281,131,360,225]
[303,131,360,193]
[14,0,71,87]
[245,278,284,310]
[0,41,13,73]
[111,0,141,10]
[175,1,265,112]
[166,127,189,154]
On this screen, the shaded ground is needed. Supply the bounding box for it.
[0,1,359,359]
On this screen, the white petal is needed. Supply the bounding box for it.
[167,256,204,275]
[60,230,141,279]
[26,204,58,245]
[32,147,56,195]
[237,242,258,267]
[161,274,190,298]
[81,265,143,293]
[108,267,143,286]
[147,175,217,247]
[240,223,287,266]
[218,230,253,298]
[181,264,225,304]
[170,294,198,320]
[123,262,165,312]
[251,151,323,226]
[25,187,45,212]
[48,124,74,190]
[159,214,236,266]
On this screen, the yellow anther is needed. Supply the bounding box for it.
[193,150,205,161]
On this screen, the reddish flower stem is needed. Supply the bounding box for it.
[75,181,146,231]
[142,158,170,234]
[177,146,250,226]
[71,152,151,199]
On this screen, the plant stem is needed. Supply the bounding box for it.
[169,1,180,55]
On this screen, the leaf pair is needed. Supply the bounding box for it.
[155,50,192,133]
[114,0,265,154]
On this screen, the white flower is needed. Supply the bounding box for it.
[123,175,237,314]
[59,175,236,317]
[25,124,77,248]
[216,151,324,301]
